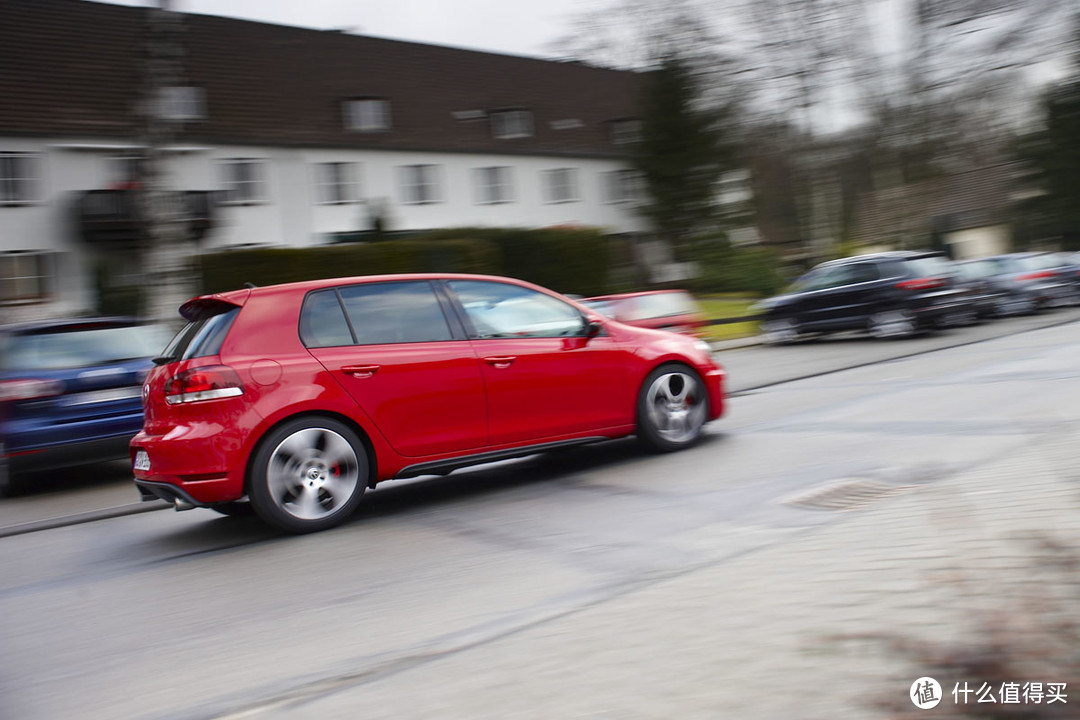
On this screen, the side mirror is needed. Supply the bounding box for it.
[585,318,603,338]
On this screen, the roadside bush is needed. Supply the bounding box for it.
[411,227,616,296]
[688,238,786,296]
[197,239,499,294]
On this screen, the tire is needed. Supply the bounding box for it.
[867,309,917,339]
[760,318,799,345]
[636,364,708,453]
[210,501,256,517]
[248,416,368,534]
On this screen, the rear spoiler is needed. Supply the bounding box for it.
[178,290,249,322]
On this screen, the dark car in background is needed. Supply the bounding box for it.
[954,253,1079,316]
[753,251,970,343]
[0,318,166,495]
[582,290,708,337]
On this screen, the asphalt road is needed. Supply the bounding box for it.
[2,308,1080,719]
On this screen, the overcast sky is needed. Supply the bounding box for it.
[95,0,600,58]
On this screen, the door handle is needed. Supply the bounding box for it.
[341,364,380,377]
[483,356,517,368]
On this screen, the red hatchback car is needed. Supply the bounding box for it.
[132,274,725,533]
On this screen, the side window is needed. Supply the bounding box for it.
[338,282,452,345]
[448,280,585,339]
[849,263,880,284]
[803,265,852,291]
[299,290,354,348]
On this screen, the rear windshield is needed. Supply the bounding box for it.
[1,324,170,371]
[158,306,240,364]
[619,292,699,321]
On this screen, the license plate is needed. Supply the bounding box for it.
[133,450,150,472]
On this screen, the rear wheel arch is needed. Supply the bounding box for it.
[244,410,379,496]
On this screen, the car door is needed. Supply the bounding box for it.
[795,264,857,330]
[815,261,882,327]
[444,279,633,446]
[302,281,488,458]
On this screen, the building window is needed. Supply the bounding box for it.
[399,164,442,205]
[474,166,513,205]
[610,119,643,145]
[0,252,52,303]
[315,162,359,205]
[344,99,391,132]
[0,152,40,205]
[219,159,267,204]
[542,168,579,204]
[491,110,533,139]
[603,169,645,204]
[156,86,206,121]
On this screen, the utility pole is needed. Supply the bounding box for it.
[138,0,194,326]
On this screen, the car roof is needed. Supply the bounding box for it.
[0,316,146,335]
[817,251,942,268]
[184,274,568,316]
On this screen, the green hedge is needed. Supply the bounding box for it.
[197,228,618,297]
[412,227,615,296]
[687,241,786,296]
[197,238,499,295]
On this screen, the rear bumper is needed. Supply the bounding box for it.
[130,425,247,505]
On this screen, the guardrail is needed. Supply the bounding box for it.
[706,315,763,326]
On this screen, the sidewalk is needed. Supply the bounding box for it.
[255,415,1080,718]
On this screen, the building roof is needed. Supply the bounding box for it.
[0,0,642,158]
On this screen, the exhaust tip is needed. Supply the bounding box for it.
[173,498,196,512]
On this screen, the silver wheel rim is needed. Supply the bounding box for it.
[645,371,706,444]
[266,428,360,521]
[869,310,915,338]
[762,319,797,344]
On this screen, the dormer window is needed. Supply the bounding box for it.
[491,109,533,139]
[156,86,206,122]
[610,119,643,145]
[345,98,391,132]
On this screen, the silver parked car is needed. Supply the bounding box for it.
[953,253,1080,316]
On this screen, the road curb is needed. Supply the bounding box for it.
[0,500,170,538]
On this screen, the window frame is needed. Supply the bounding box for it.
[399,164,443,205]
[314,161,359,205]
[219,158,268,205]
[602,169,644,204]
[0,152,41,205]
[490,109,534,140]
[473,166,514,205]
[0,251,53,304]
[156,86,207,122]
[344,98,392,133]
[542,168,580,204]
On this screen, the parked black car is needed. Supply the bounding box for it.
[754,251,970,344]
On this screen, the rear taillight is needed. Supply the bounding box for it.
[163,365,244,405]
[1017,271,1055,281]
[896,278,946,291]
[0,379,62,402]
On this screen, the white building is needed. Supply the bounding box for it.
[0,0,646,321]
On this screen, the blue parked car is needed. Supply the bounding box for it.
[0,318,167,495]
